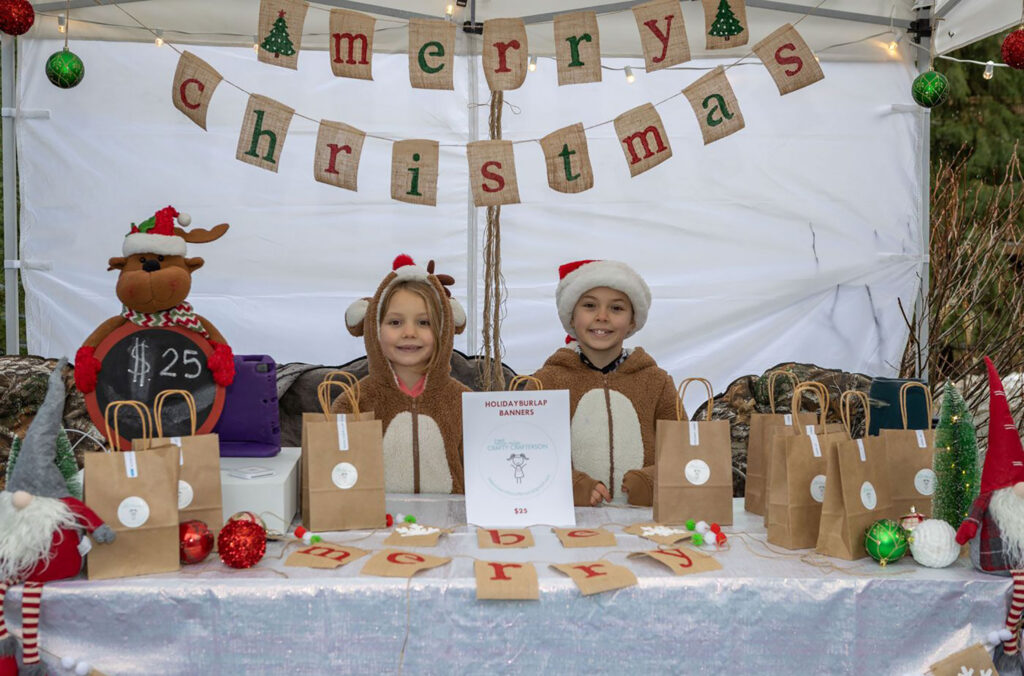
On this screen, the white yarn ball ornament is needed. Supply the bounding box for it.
[61,656,76,669]
[176,212,191,227]
[909,519,960,568]
[695,521,710,535]
[75,662,91,676]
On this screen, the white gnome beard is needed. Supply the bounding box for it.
[0,491,78,583]
[989,487,1024,567]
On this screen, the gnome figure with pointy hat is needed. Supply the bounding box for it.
[0,359,116,675]
[956,357,1024,671]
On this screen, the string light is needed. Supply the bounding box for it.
[528,55,537,72]
[445,4,454,19]
[253,34,259,52]
[984,60,995,80]
[154,29,164,47]
[57,15,66,33]
[624,65,635,83]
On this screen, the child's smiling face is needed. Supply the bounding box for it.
[571,286,635,359]
[379,288,436,376]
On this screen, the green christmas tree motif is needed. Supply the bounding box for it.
[261,9,296,58]
[6,429,82,499]
[709,0,744,40]
[932,381,980,529]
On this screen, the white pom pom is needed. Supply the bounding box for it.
[396,513,405,523]
[1000,628,1014,641]
[695,521,710,535]
[61,656,76,669]
[75,661,91,676]
[176,212,192,227]
[908,519,960,568]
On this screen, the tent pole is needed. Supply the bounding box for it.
[465,22,480,357]
[916,6,931,382]
[1,35,19,355]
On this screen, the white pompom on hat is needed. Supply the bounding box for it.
[556,259,651,339]
[122,205,191,257]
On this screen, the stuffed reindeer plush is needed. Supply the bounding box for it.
[74,206,235,393]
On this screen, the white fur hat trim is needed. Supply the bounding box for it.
[122,232,187,258]
[346,298,369,328]
[450,297,466,328]
[556,260,651,339]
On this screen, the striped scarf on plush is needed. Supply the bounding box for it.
[122,301,210,339]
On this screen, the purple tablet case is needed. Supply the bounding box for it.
[213,354,281,457]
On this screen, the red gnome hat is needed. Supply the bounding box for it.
[979,356,1024,494]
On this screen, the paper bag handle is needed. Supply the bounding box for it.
[323,370,361,403]
[790,383,827,431]
[766,370,799,413]
[676,377,714,422]
[152,389,197,438]
[797,381,830,421]
[317,380,360,418]
[899,382,934,430]
[103,400,152,452]
[840,390,870,439]
[508,375,544,391]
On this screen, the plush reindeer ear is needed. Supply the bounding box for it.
[345,298,370,337]
[450,297,466,335]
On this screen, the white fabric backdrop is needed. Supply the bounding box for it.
[17,38,923,414]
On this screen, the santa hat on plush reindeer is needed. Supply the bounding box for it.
[122,205,193,257]
[979,356,1024,495]
[556,259,651,340]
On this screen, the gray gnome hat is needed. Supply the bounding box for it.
[7,358,71,498]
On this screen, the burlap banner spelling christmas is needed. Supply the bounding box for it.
[475,561,540,600]
[702,0,749,50]
[476,527,534,548]
[632,0,691,72]
[171,51,222,131]
[408,18,456,90]
[753,23,824,95]
[257,0,309,70]
[482,18,529,91]
[551,527,617,548]
[360,549,451,577]
[554,12,602,86]
[551,561,638,595]
[391,139,440,206]
[539,123,594,194]
[467,140,521,207]
[236,94,295,173]
[314,120,366,191]
[329,9,375,81]
[682,66,745,145]
[614,103,673,177]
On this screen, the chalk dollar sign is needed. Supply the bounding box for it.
[128,337,151,387]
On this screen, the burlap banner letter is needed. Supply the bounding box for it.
[391,139,439,206]
[929,643,999,676]
[630,547,722,576]
[482,18,528,91]
[257,0,309,70]
[682,66,745,145]
[554,12,601,86]
[409,18,456,90]
[330,8,375,80]
[539,123,594,194]
[236,94,295,173]
[475,528,534,549]
[551,527,616,548]
[314,120,365,191]
[623,522,693,545]
[551,561,637,595]
[466,141,521,207]
[632,0,690,72]
[360,549,451,578]
[753,23,824,95]
[171,51,222,131]
[475,561,539,600]
[285,543,367,569]
[702,0,748,49]
[613,103,672,177]
[382,523,448,547]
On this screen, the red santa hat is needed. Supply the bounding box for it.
[979,356,1024,494]
[556,259,651,340]
[122,205,192,257]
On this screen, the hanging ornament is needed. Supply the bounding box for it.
[899,506,927,532]
[864,519,909,566]
[0,0,34,36]
[45,48,85,89]
[227,510,267,533]
[217,519,266,569]
[1002,28,1024,70]
[911,70,949,108]
[909,519,960,568]
[179,519,214,564]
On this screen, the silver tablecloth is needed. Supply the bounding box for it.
[4,498,1008,675]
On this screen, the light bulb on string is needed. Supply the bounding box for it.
[624,65,635,83]
[253,35,259,52]
[984,61,995,80]
[528,56,537,72]
[445,4,454,19]
[154,29,164,47]
[57,15,66,33]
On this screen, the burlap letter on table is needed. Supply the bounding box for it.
[554,12,602,86]
[476,528,535,549]
[632,0,690,72]
[360,549,451,577]
[257,0,309,70]
[613,103,673,177]
[171,51,222,130]
[467,140,521,207]
[551,561,637,595]
[329,8,375,80]
[391,139,439,206]
[475,561,539,600]
[314,120,365,191]
[409,18,456,90]
[285,543,368,569]
[482,18,528,91]
[682,66,745,145]
[753,23,824,95]
[539,123,594,194]
[629,546,723,576]
[551,527,616,548]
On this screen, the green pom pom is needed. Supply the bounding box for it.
[310,535,323,544]
[686,519,696,531]
[404,514,416,523]
[692,533,704,546]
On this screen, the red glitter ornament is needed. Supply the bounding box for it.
[227,510,267,533]
[217,520,267,569]
[179,520,214,564]
[1002,28,1024,70]
[0,0,34,36]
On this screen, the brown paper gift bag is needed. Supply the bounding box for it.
[301,377,386,531]
[767,384,849,549]
[133,390,223,540]
[815,391,893,560]
[746,370,801,515]
[879,382,936,519]
[85,402,180,580]
[654,378,732,525]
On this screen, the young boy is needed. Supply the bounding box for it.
[532,260,679,507]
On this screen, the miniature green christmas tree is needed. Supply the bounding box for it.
[932,381,980,528]
[709,0,744,40]
[7,428,82,499]
[261,9,296,58]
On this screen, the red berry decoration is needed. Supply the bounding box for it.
[217,520,267,569]
[386,513,394,527]
[179,520,214,564]
[0,0,34,36]
[1002,28,1024,70]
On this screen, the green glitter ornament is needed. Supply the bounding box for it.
[864,519,909,566]
[911,70,948,108]
[46,48,85,89]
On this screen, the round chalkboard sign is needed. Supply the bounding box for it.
[84,323,226,450]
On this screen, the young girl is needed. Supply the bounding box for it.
[332,254,469,493]
[532,259,679,507]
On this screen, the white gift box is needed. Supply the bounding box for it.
[220,447,300,533]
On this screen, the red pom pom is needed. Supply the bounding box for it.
[74,345,101,393]
[716,532,727,545]
[386,513,394,527]
[710,523,721,534]
[564,334,576,345]
[217,520,266,569]
[1002,28,1024,70]
[393,254,415,270]
[0,0,35,36]
[207,342,235,386]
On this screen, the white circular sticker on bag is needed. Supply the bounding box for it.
[860,481,878,510]
[915,468,936,496]
[810,475,827,503]
[178,480,194,509]
[117,496,150,528]
[332,462,358,490]
[684,459,711,485]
